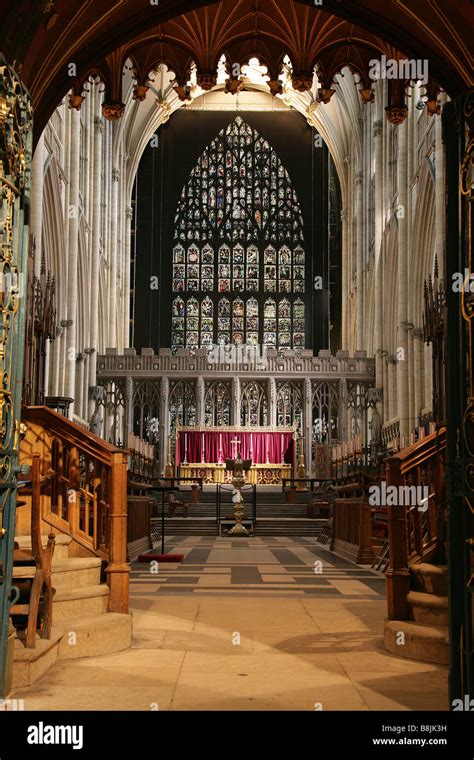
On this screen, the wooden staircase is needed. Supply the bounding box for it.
[384,428,449,664]
[13,406,133,689]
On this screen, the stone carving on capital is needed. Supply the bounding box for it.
[101,101,125,121]
[385,105,409,125]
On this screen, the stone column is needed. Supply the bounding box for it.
[374,116,385,428]
[124,375,134,447]
[109,166,119,348]
[339,378,348,442]
[340,209,349,350]
[232,376,241,427]
[88,115,104,418]
[268,377,276,427]
[355,171,364,351]
[30,132,45,278]
[381,351,389,422]
[304,377,312,474]
[196,376,205,426]
[64,107,81,415]
[396,119,409,436]
[388,356,397,421]
[123,205,133,349]
[434,95,447,279]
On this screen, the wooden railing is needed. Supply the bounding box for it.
[330,479,376,564]
[385,427,446,620]
[19,406,129,614]
[127,496,153,561]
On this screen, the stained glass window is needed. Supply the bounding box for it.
[171,116,306,350]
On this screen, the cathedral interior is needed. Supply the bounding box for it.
[0,0,473,738]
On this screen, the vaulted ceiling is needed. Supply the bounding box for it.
[0,0,472,139]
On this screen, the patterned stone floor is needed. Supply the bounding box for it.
[13,537,448,711]
[130,536,387,599]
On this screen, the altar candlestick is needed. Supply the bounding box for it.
[250,433,253,460]
[219,433,223,464]
[183,433,188,464]
[201,432,205,463]
[281,433,284,464]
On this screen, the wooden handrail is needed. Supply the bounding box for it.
[22,406,126,466]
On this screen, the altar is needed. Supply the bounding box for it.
[175,426,295,485]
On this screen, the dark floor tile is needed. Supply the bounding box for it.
[181,549,211,564]
[270,549,306,565]
[231,565,263,584]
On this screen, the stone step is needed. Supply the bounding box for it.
[407,591,449,627]
[410,563,448,595]
[57,613,133,660]
[12,629,63,689]
[384,620,449,664]
[15,533,72,560]
[51,557,102,589]
[53,584,109,621]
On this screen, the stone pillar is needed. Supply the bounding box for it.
[64,107,81,415]
[339,378,348,442]
[396,119,409,436]
[196,376,205,426]
[88,115,104,418]
[374,119,384,388]
[304,377,312,474]
[232,376,241,427]
[340,209,349,350]
[388,356,397,421]
[109,166,119,348]
[123,205,133,349]
[434,95,447,280]
[268,377,276,427]
[124,375,134,447]
[374,116,385,429]
[30,132,45,278]
[381,352,389,422]
[355,171,364,351]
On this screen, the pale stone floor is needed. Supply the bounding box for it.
[14,537,448,711]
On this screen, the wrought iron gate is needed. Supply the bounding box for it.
[0,55,33,696]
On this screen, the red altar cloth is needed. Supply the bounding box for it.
[176,430,294,466]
